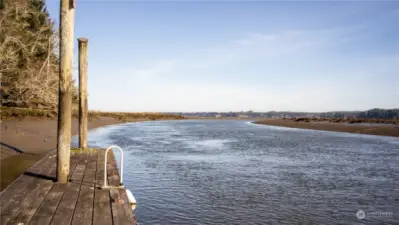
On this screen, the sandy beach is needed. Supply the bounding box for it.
[254,119,399,137]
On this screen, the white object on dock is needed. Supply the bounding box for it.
[126,189,137,211]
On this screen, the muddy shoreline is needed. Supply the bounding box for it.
[0,117,147,190]
[254,119,399,137]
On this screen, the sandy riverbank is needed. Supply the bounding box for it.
[254,119,399,137]
[0,117,146,190]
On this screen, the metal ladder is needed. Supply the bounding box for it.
[102,145,124,189]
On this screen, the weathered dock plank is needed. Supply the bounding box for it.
[7,162,57,225]
[93,188,113,225]
[96,149,105,187]
[71,164,86,182]
[93,150,113,225]
[110,188,136,225]
[82,152,97,185]
[68,153,82,180]
[28,183,68,225]
[0,151,54,205]
[7,178,53,224]
[0,176,36,224]
[1,153,55,224]
[29,153,85,225]
[71,184,94,225]
[71,152,97,225]
[0,149,136,225]
[50,153,88,225]
[50,182,81,225]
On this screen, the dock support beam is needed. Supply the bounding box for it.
[57,0,75,183]
[78,38,88,150]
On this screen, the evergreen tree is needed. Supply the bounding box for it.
[1,0,78,109]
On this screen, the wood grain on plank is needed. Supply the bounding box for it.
[118,188,137,225]
[1,176,36,224]
[70,164,86,182]
[82,152,97,185]
[1,154,54,224]
[93,188,112,225]
[7,177,53,224]
[96,150,105,187]
[71,185,94,225]
[0,152,54,202]
[93,149,112,225]
[50,155,86,225]
[25,151,56,174]
[71,152,96,225]
[50,182,81,225]
[28,152,88,225]
[0,175,35,209]
[110,188,136,225]
[28,183,68,225]
[8,160,57,225]
[68,153,83,181]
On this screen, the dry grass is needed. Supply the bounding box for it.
[0,107,57,119]
[84,110,185,122]
[255,119,399,137]
[289,117,398,125]
[0,107,185,121]
[70,147,97,155]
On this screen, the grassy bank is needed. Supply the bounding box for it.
[0,107,185,121]
[254,119,399,137]
[287,117,398,125]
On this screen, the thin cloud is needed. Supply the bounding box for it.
[103,20,397,112]
[128,26,364,78]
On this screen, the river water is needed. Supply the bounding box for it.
[77,120,399,225]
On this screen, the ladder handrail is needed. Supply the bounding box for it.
[104,145,124,188]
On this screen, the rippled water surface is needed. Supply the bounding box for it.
[81,120,399,224]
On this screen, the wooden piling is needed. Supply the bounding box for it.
[57,0,75,183]
[78,38,88,150]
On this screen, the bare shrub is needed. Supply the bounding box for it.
[0,0,77,109]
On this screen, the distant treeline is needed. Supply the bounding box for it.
[173,108,399,119]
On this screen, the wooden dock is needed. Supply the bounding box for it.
[0,149,137,225]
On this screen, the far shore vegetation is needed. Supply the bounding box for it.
[0,107,185,121]
[254,118,399,137]
[285,117,398,125]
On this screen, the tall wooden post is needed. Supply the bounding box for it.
[57,0,75,183]
[78,38,88,150]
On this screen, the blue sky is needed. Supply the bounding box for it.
[46,1,399,112]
